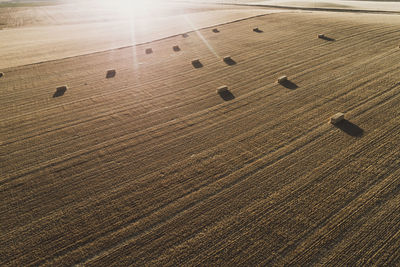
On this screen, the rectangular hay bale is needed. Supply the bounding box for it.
[330,112,345,124]
[223,56,231,61]
[217,85,229,94]
[106,69,116,78]
[192,59,203,68]
[277,76,288,84]
[53,85,67,97]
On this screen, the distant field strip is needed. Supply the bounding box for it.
[1,12,400,266]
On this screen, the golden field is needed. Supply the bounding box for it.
[1,1,400,266]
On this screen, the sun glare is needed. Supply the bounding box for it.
[96,0,161,16]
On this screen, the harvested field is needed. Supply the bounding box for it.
[0,1,281,69]
[1,8,400,266]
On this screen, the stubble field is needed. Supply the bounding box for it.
[1,5,400,266]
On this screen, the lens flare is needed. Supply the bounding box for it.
[96,0,161,17]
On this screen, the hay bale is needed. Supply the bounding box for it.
[173,45,181,52]
[106,69,116,78]
[330,112,345,124]
[223,56,231,62]
[223,56,236,66]
[277,76,288,84]
[217,85,235,101]
[318,34,325,39]
[192,59,203,68]
[145,48,153,54]
[217,85,229,94]
[0,72,3,78]
[212,28,220,33]
[53,85,67,98]
[182,33,189,38]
